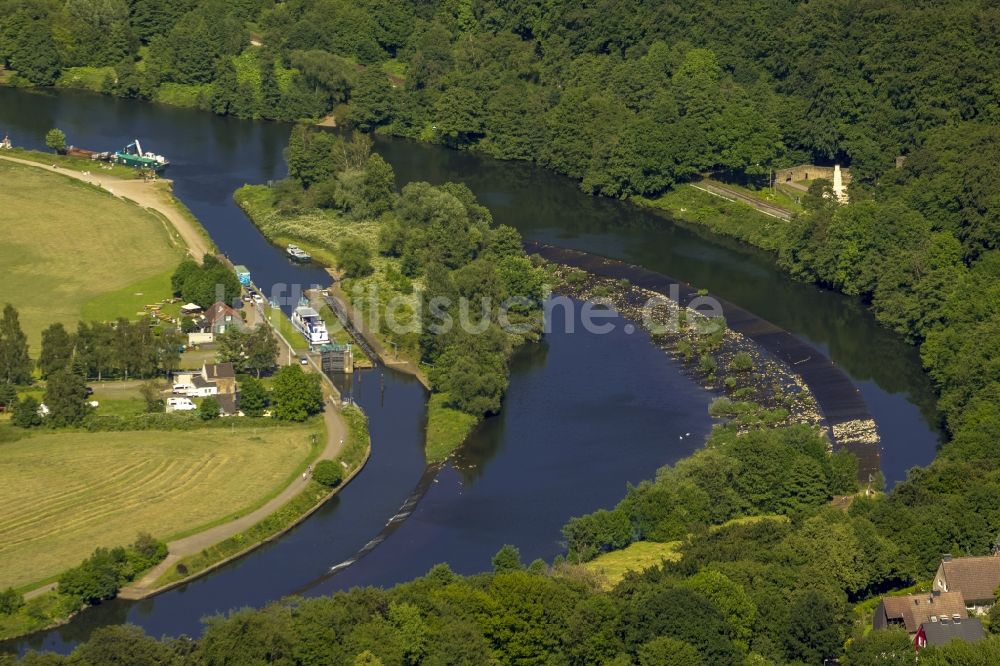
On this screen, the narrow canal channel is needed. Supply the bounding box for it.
[0,87,942,655]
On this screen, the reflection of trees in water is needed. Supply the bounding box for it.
[451,340,550,484]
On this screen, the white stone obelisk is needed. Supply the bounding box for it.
[832,164,848,203]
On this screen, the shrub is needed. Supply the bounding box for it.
[728,352,754,373]
[198,397,221,421]
[709,397,735,417]
[127,533,168,572]
[59,547,127,604]
[0,587,25,615]
[313,459,344,487]
[11,396,42,428]
[58,535,169,606]
[699,353,718,377]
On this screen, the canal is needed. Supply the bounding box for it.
[0,87,942,655]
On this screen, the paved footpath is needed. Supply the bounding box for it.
[0,154,212,261]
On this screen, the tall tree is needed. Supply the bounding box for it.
[0,304,32,385]
[245,326,278,378]
[270,365,324,421]
[43,368,90,426]
[45,128,67,153]
[38,323,74,378]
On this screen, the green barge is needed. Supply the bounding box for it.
[114,139,169,172]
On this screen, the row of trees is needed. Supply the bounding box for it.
[0,303,184,388]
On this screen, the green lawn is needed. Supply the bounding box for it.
[80,269,178,323]
[0,424,319,590]
[0,162,182,351]
[583,541,683,589]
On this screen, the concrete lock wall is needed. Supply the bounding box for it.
[776,164,852,185]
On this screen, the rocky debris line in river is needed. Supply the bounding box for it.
[543,262,824,435]
[832,419,880,446]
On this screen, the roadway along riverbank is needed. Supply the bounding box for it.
[0,154,213,261]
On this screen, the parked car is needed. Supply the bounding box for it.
[253,293,264,304]
[300,356,309,365]
[172,383,191,394]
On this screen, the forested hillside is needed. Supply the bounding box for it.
[3,1,999,194]
[3,2,999,664]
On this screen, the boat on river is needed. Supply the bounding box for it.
[286,244,311,262]
[113,139,169,172]
[291,299,329,345]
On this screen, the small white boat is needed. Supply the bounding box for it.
[286,244,311,262]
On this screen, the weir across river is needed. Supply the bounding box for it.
[527,242,883,484]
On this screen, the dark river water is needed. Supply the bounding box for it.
[0,87,942,655]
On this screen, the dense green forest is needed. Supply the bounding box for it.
[2,1,999,663]
[3,0,999,194]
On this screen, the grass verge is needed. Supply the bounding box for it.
[3,147,138,179]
